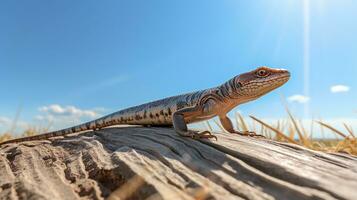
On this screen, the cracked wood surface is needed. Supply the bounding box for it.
[0,127,357,200]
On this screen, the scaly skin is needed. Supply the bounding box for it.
[0,66,290,145]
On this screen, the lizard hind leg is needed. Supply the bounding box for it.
[193,130,217,140]
[172,107,217,140]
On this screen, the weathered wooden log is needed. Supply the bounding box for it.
[1,127,356,200]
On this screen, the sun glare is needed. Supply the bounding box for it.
[303,0,310,118]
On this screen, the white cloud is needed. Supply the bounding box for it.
[330,85,350,93]
[287,94,310,103]
[0,105,104,135]
[0,117,11,126]
[39,104,98,118]
[36,104,104,130]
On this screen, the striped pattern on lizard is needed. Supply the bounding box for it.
[0,66,290,145]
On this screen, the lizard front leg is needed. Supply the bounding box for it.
[172,106,217,140]
[219,115,265,137]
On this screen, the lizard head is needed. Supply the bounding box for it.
[232,66,290,101]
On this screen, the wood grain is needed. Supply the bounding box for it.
[1,127,356,200]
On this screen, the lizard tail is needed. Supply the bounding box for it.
[0,114,116,146]
[0,129,72,145]
[0,102,164,146]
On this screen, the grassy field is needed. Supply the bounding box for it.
[1,108,356,156]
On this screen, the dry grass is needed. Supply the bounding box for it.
[206,108,356,156]
[0,126,49,144]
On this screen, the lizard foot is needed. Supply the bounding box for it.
[232,131,265,138]
[190,130,218,141]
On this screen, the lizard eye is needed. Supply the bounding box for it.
[256,69,269,77]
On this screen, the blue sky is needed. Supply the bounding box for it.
[0,0,356,134]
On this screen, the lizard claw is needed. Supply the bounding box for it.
[191,131,218,141]
[233,131,265,138]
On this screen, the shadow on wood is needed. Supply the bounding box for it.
[1,127,357,200]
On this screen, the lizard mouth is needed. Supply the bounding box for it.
[241,73,290,98]
[251,74,290,86]
[274,74,290,84]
